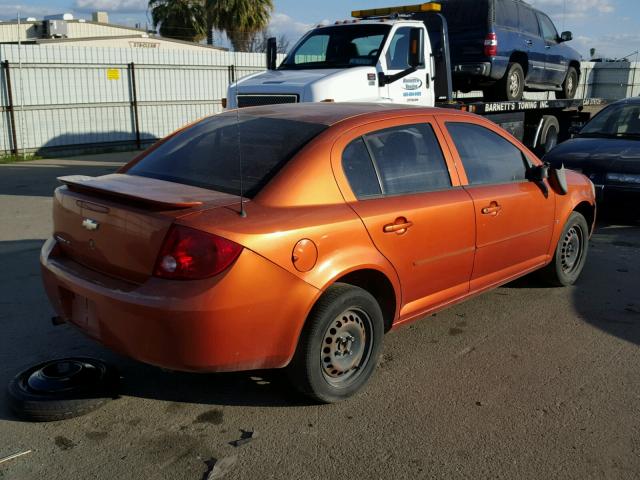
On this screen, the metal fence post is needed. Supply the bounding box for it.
[228,64,235,83]
[2,60,18,155]
[128,62,141,150]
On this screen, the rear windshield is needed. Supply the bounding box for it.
[441,0,489,31]
[127,114,327,197]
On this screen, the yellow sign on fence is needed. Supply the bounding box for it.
[106,69,120,80]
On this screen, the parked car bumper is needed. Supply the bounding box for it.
[40,237,319,373]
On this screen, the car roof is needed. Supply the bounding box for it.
[220,103,463,126]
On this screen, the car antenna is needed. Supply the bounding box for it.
[233,45,247,218]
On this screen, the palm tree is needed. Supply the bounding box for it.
[149,0,208,43]
[205,0,274,51]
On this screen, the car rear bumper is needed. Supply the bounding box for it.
[40,237,319,373]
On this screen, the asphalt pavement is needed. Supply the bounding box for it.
[0,153,639,480]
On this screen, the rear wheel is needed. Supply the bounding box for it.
[287,283,384,403]
[536,115,560,156]
[489,62,524,101]
[557,66,578,99]
[540,212,589,286]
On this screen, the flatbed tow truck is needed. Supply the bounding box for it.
[226,2,608,154]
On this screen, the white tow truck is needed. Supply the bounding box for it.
[225,2,606,154]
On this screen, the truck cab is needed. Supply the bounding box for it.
[226,4,444,109]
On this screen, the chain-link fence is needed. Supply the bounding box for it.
[0,44,285,156]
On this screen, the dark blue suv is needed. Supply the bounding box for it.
[441,0,582,101]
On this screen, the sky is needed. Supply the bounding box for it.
[0,0,639,60]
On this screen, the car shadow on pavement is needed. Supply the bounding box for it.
[0,238,308,424]
[503,208,640,346]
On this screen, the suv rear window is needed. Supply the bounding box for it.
[127,115,327,198]
[441,0,489,32]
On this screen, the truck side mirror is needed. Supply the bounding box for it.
[408,28,424,68]
[266,37,277,70]
[560,31,572,42]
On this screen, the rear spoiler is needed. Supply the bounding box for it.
[57,174,235,209]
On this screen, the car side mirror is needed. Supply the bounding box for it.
[266,37,277,70]
[408,27,424,68]
[560,31,572,42]
[548,163,569,195]
[526,163,550,183]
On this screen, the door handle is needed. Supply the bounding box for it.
[383,218,413,234]
[525,40,533,46]
[481,202,502,216]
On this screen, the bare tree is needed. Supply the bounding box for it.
[245,29,290,54]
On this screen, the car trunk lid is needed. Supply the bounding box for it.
[53,174,241,283]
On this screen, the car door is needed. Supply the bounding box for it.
[332,116,475,319]
[436,115,555,291]
[536,12,567,86]
[381,26,432,106]
[517,3,546,85]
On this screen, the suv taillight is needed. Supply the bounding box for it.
[484,32,498,57]
[154,225,242,280]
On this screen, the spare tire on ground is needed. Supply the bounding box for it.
[7,357,120,422]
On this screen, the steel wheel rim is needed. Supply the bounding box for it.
[320,308,373,386]
[509,71,521,97]
[567,75,574,95]
[561,224,584,275]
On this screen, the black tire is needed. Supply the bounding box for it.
[540,212,589,286]
[287,283,384,403]
[536,115,560,156]
[495,62,525,101]
[557,66,578,99]
[7,358,119,422]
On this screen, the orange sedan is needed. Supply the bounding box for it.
[41,104,596,402]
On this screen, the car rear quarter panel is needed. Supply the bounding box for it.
[181,126,403,322]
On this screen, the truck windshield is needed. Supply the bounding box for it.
[580,103,640,138]
[280,24,391,69]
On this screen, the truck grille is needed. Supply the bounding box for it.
[237,94,299,108]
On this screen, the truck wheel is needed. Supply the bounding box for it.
[287,283,384,403]
[495,63,524,101]
[557,67,578,99]
[536,115,560,156]
[7,358,119,422]
[540,212,589,287]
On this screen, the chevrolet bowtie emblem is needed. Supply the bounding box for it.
[82,218,99,231]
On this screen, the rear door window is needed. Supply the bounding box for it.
[127,115,327,197]
[363,124,451,195]
[445,122,528,185]
[495,0,518,29]
[518,5,540,36]
[342,138,382,199]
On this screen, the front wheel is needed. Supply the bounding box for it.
[557,66,578,99]
[540,212,589,286]
[287,283,384,403]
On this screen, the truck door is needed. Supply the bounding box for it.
[537,12,568,86]
[381,26,433,106]
[517,3,546,85]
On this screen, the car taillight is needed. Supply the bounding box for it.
[154,225,242,280]
[484,32,498,57]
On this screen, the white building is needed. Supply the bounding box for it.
[0,12,224,52]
